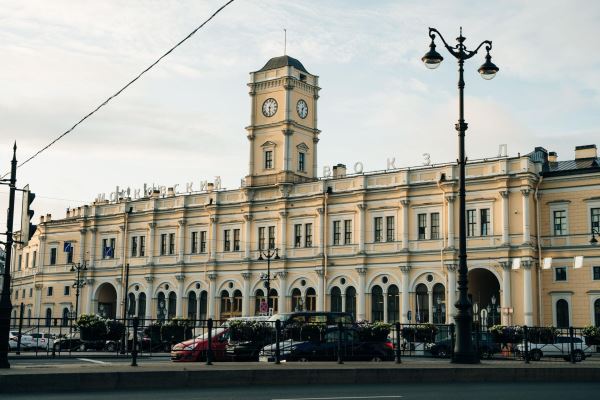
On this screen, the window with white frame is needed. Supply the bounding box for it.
[418,213,427,240]
[386,216,395,242]
[467,210,476,237]
[264,150,273,169]
[553,210,567,236]
[374,217,383,242]
[430,213,440,240]
[233,229,240,251]
[480,209,490,236]
[305,223,312,247]
[344,219,352,244]
[591,207,600,231]
[333,221,341,245]
[294,224,302,247]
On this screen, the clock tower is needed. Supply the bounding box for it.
[245,55,321,187]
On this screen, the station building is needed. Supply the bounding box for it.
[9,56,600,328]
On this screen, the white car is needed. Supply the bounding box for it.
[516,335,594,362]
[30,332,55,350]
[9,331,34,351]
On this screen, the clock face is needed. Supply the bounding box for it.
[296,99,308,119]
[262,98,278,117]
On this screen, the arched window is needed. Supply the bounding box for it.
[556,299,569,328]
[331,287,342,312]
[128,293,136,316]
[220,290,232,319]
[157,292,166,321]
[305,288,316,311]
[387,285,400,323]
[188,292,197,320]
[137,293,146,319]
[371,285,384,322]
[268,289,278,314]
[255,289,266,315]
[415,284,429,323]
[291,288,303,311]
[45,308,52,327]
[168,292,177,320]
[232,290,243,317]
[345,287,356,318]
[62,307,70,326]
[432,283,446,324]
[595,299,600,328]
[199,291,208,320]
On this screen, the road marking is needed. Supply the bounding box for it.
[272,396,403,400]
[77,358,109,364]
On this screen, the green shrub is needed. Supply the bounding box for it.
[75,314,107,341]
[490,325,523,343]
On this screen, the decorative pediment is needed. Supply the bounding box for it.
[261,141,277,148]
[296,142,309,152]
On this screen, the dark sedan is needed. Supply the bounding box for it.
[427,331,501,359]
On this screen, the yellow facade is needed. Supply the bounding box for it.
[9,56,600,328]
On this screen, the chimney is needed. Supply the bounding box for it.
[46,213,51,222]
[207,182,214,193]
[39,215,45,223]
[151,189,160,199]
[548,151,558,162]
[332,163,347,178]
[167,187,175,197]
[575,144,597,160]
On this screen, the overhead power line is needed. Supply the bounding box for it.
[2,0,235,178]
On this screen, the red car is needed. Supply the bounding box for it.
[171,327,229,362]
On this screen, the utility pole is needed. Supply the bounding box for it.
[0,144,18,368]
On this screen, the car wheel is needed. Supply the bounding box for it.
[437,346,449,358]
[105,342,117,352]
[530,350,542,361]
[298,357,309,362]
[573,350,584,362]
[480,348,492,360]
[371,356,383,363]
[78,343,87,352]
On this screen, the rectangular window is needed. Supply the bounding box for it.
[50,248,57,265]
[191,232,198,253]
[169,233,175,255]
[64,286,70,296]
[66,249,73,264]
[25,253,29,269]
[305,223,313,247]
[294,224,302,248]
[160,234,167,255]
[591,208,600,231]
[268,226,275,249]
[139,236,145,257]
[200,231,207,253]
[386,216,395,242]
[593,266,600,281]
[109,238,116,259]
[224,229,231,252]
[553,210,567,236]
[17,255,22,270]
[15,290,18,300]
[258,227,266,250]
[467,210,476,237]
[265,150,273,169]
[480,209,490,236]
[344,220,352,244]
[131,236,138,257]
[555,266,567,281]
[430,213,440,240]
[333,221,341,245]
[233,229,240,251]
[418,213,427,240]
[374,217,383,242]
[298,152,305,172]
[29,288,33,297]
[32,251,37,268]
[47,287,53,297]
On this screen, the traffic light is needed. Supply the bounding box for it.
[20,184,36,246]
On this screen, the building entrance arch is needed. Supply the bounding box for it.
[96,282,117,319]
[467,268,500,326]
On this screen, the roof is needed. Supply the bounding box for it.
[542,158,600,177]
[257,55,309,74]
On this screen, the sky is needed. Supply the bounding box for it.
[1,0,599,233]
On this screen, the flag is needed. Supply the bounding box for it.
[103,246,114,258]
[63,242,73,253]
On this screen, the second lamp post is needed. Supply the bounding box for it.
[70,261,87,320]
[422,27,499,364]
[258,248,279,315]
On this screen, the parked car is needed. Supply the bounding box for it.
[30,332,55,351]
[515,335,594,362]
[226,316,272,361]
[53,333,109,352]
[260,326,394,362]
[427,331,501,359]
[171,327,229,362]
[9,331,34,351]
[268,312,354,327]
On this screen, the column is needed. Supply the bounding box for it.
[145,276,154,320]
[279,211,287,258]
[79,228,86,263]
[400,265,411,323]
[177,219,186,264]
[383,289,388,323]
[243,214,252,259]
[242,271,251,317]
[358,203,366,253]
[400,199,410,251]
[499,261,512,325]
[248,134,255,176]
[428,290,434,323]
[85,279,95,315]
[522,260,533,326]
[209,216,218,260]
[147,223,156,265]
[341,293,347,312]
[176,274,185,317]
[208,273,217,319]
[283,129,292,171]
[446,196,455,248]
[34,283,43,318]
[317,208,324,255]
[446,264,457,321]
[38,235,46,271]
[500,191,510,245]
[119,225,125,266]
[115,277,123,319]
[356,266,367,320]
[316,267,324,311]
[521,189,531,244]
[277,271,288,313]
[312,137,319,178]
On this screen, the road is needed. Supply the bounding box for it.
[2,383,600,400]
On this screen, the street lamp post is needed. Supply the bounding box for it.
[422,27,499,364]
[590,228,600,245]
[70,261,87,320]
[258,248,279,315]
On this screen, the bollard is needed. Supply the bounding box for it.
[337,321,344,364]
[395,322,401,364]
[275,319,281,365]
[16,303,24,355]
[206,318,213,365]
[523,325,529,364]
[569,326,575,364]
[131,317,139,367]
